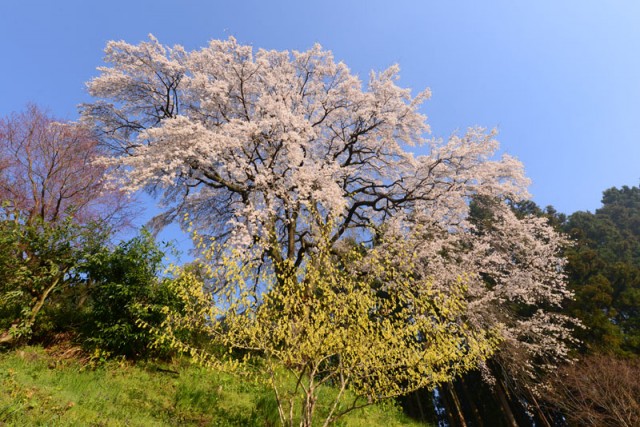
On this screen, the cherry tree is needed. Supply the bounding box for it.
[379,198,576,397]
[0,104,129,227]
[83,36,576,397]
[82,36,528,275]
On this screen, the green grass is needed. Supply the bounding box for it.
[0,346,427,426]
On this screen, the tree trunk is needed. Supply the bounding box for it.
[28,275,61,327]
[0,275,62,347]
[459,377,484,427]
[443,382,468,427]
[437,386,458,427]
[414,389,427,421]
[0,330,15,345]
[495,380,518,427]
[528,390,552,427]
[301,392,316,427]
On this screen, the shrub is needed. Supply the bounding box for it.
[545,354,640,426]
[82,230,177,359]
[0,211,105,346]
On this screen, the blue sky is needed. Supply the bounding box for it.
[1,0,639,234]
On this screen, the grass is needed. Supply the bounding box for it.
[0,345,427,426]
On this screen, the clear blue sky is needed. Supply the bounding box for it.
[2,0,639,223]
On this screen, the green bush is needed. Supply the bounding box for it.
[82,230,177,359]
[0,211,106,346]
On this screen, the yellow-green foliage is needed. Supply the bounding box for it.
[143,226,499,426]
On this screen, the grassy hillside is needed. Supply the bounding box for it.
[0,346,426,426]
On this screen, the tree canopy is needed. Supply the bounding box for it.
[82,36,528,277]
[563,185,640,354]
[0,104,129,228]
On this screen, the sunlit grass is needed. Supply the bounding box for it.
[0,346,427,426]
